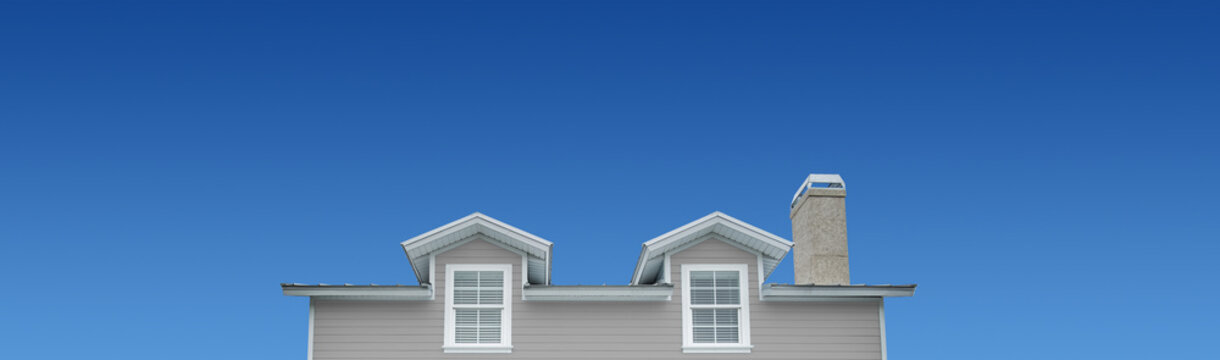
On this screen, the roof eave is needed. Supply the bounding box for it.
[760,284,917,301]
[401,213,553,252]
[282,284,433,300]
[629,244,650,284]
[709,211,794,249]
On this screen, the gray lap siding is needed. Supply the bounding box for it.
[311,235,882,360]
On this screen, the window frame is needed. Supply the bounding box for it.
[680,263,753,353]
[444,264,513,353]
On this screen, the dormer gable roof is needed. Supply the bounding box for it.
[400,213,553,285]
[630,212,794,285]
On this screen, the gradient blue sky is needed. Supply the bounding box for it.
[2,1,1218,359]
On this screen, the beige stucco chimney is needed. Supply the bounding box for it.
[790,174,849,285]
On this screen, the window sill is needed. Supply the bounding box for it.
[682,344,753,354]
[443,345,513,354]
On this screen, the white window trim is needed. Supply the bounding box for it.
[307,298,315,360]
[879,300,888,360]
[443,264,513,353]
[681,263,753,353]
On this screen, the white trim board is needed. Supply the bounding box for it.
[759,285,916,301]
[880,300,888,360]
[282,286,432,299]
[306,298,314,360]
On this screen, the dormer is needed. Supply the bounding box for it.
[630,211,794,285]
[400,212,553,286]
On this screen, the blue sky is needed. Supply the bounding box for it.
[1,1,1217,359]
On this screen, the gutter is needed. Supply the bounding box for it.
[282,282,913,302]
[760,284,916,301]
[282,283,433,301]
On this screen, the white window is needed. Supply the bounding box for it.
[444,264,512,353]
[681,264,752,353]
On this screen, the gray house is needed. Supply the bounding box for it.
[283,174,915,360]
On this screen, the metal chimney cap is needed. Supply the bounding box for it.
[791,174,846,207]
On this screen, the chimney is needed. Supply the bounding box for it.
[790,174,849,285]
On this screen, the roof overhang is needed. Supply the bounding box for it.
[401,213,553,285]
[281,283,433,301]
[522,284,673,302]
[760,284,916,301]
[631,212,793,285]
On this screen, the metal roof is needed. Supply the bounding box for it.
[284,212,917,302]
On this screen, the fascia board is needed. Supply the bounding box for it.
[476,213,554,247]
[401,213,482,249]
[402,214,551,256]
[761,285,916,300]
[711,212,794,250]
[641,212,721,247]
[283,286,433,299]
